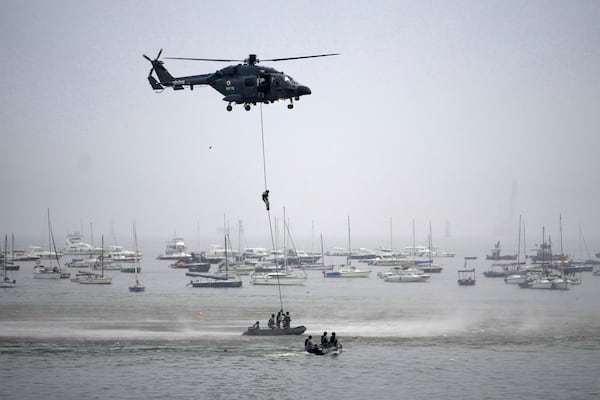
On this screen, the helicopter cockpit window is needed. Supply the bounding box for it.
[284,75,296,83]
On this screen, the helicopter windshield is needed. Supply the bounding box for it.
[283,75,296,84]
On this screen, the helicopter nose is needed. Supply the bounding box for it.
[297,85,311,96]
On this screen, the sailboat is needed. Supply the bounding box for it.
[1,235,21,271]
[1,235,16,288]
[127,221,145,292]
[33,209,66,279]
[78,236,112,284]
[188,218,242,288]
[415,221,443,273]
[251,217,307,285]
[323,216,371,278]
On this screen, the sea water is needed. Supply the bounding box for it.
[1,248,599,400]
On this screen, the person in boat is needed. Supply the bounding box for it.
[304,335,313,352]
[268,314,275,329]
[329,332,338,348]
[251,321,260,330]
[261,190,270,211]
[283,312,291,329]
[321,331,329,348]
[276,310,282,328]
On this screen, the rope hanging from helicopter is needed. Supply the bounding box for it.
[259,103,284,311]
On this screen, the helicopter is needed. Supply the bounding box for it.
[143,49,338,111]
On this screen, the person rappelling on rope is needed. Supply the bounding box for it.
[262,189,270,211]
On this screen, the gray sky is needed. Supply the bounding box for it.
[1,0,599,251]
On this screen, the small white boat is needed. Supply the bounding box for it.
[323,265,371,278]
[383,268,430,282]
[251,271,307,286]
[106,245,142,262]
[33,265,61,279]
[504,274,529,285]
[0,276,16,288]
[77,273,112,285]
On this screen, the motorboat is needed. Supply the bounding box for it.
[371,253,404,266]
[25,245,62,260]
[61,233,103,256]
[325,247,349,256]
[64,257,98,268]
[242,325,306,336]
[251,271,307,286]
[242,247,270,260]
[347,248,378,260]
[504,274,529,285]
[383,268,430,282]
[323,265,371,278]
[106,245,142,262]
[156,237,192,260]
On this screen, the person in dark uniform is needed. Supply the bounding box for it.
[304,335,313,352]
[329,332,338,347]
[321,331,329,347]
[268,314,275,329]
[261,190,270,211]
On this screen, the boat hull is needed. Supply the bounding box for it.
[242,326,307,336]
[190,279,242,288]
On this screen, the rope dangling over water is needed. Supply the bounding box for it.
[259,103,284,311]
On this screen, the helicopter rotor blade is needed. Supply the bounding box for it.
[156,48,163,59]
[143,54,153,62]
[261,53,340,62]
[164,57,243,62]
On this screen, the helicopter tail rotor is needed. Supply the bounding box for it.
[143,49,166,90]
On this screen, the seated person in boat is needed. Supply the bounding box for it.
[329,332,338,348]
[283,312,291,328]
[321,331,329,348]
[268,314,275,329]
[304,335,313,352]
[250,321,260,330]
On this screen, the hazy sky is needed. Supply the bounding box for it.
[1,1,599,251]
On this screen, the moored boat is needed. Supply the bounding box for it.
[251,270,306,286]
[242,325,306,336]
[323,265,371,278]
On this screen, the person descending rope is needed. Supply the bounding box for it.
[262,190,270,211]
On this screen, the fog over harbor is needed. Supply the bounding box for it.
[1,1,599,252]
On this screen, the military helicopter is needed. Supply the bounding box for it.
[143,49,338,111]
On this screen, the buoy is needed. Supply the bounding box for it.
[197,311,203,316]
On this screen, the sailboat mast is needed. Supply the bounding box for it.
[347,216,352,266]
[516,215,522,265]
[223,215,228,279]
[320,234,325,269]
[101,235,104,277]
[389,217,393,252]
[3,235,7,281]
[133,221,139,279]
[412,219,416,263]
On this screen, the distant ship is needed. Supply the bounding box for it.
[486,241,517,260]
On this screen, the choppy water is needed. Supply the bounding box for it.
[1,250,599,399]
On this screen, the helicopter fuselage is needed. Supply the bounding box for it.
[150,61,311,111]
